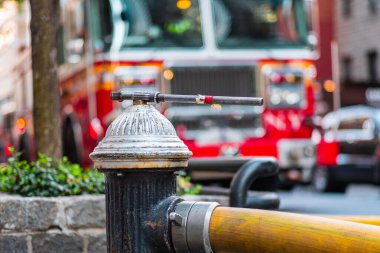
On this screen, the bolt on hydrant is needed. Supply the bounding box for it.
[90,91,380,253]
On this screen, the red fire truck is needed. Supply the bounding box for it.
[89,0,320,185]
[1,0,319,186]
[0,0,103,165]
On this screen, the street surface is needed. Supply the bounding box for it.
[279,184,380,215]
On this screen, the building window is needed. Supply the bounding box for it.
[369,0,379,15]
[367,50,378,84]
[342,56,352,82]
[342,0,352,18]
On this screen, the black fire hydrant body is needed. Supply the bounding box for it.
[90,104,192,252]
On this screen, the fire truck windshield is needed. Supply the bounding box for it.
[94,0,312,51]
[212,0,308,48]
[118,0,203,48]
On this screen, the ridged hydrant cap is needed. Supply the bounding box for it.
[90,105,192,169]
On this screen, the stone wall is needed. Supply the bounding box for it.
[0,195,107,253]
[0,194,228,253]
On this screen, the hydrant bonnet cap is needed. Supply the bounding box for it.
[89,105,192,169]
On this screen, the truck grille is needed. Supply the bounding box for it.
[169,66,257,97]
[167,65,262,137]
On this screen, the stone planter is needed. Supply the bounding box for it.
[0,194,227,253]
[0,195,106,253]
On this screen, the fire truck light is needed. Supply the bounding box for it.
[323,80,335,93]
[177,0,191,10]
[285,74,296,83]
[5,144,13,156]
[270,73,286,84]
[140,78,156,85]
[122,79,138,86]
[286,93,301,105]
[163,69,174,80]
[270,94,281,105]
[16,118,26,133]
[285,74,302,84]
[121,78,156,86]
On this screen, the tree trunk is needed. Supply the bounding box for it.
[30,0,62,159]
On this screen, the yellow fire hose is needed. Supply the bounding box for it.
[325,216,380,226]
[209,207,380,253]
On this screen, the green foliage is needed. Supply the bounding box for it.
[177,171,202,196]
[0,150,105,197]
[0,149,200,197]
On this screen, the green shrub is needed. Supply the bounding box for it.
[0,151,105,197]
[0,150,201,197]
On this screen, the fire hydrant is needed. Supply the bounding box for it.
[89,91,263,252]
[90,97,188,252]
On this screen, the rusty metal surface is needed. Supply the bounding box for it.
[90,105,192,169]
[104,171,178,253]
[145,196,182,253]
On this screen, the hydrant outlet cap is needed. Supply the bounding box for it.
[89,105,192,169]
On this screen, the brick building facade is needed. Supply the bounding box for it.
[336,0,380,105]
[314,0,335,113]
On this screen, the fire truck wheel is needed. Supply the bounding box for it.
[18,132,31,162]
[312,166,346,193]
[62,115,82,164]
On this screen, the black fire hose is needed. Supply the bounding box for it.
[229,159,280,209]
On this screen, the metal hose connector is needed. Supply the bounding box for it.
[170,201,219,253]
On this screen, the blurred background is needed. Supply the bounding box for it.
[1,0,380,214]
